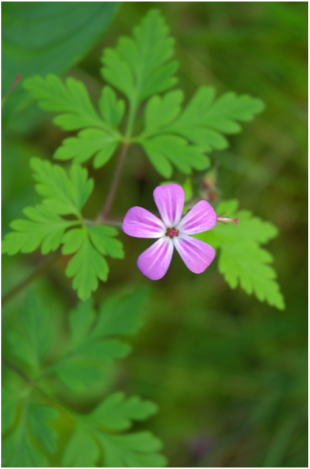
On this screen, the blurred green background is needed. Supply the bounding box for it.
[2,2,307,467]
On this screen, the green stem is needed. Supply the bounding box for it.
[125,95,139,140]
[98,143,129,222]
[2,252,61,307]
[101,220,123,227]
[97,91,140,223]
[84,218,122,227]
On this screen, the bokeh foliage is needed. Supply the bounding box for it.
[2,2,307,467]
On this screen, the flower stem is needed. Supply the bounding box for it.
[2,74,22,107]
[2,252,61,307]
[98,143,129,222]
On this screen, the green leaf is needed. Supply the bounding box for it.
[86,392,158,430]
[137,87,264,175]
[68,300,96,349]
[98,431,167,467]
[1,388,20,434]
[87,225,124,259]
[2,159,95,257]
[92,287,150,338]
[63,393,165,467]
[8,292,52,371]
[2,2,119,125]
[2,205,74,255]
[28,404,59,454]
[24,76,123,169]
[63,426,166,467]
[62,227,109,301]
[2,157,123,298]
[30,157,93,216]
[101,9,178,104]
[53,358,105,393]
[141,134,210,178]
[144,90,184,134]
[53,289,148,391]
[167,87,265,151]
[61,224,124,300]
[2,400,58,467]
[195,200,285,309]
[54,128,119,168]
[24,75,119,135]
[99,86,125,128]
[62,425,100,467]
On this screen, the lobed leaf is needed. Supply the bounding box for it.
[54,128,119,168]
[1,388,20,434]
[62,425,100,467]
[2,204,75,256]
[141,134,210,178]
[86,392,158,430]
[101,9,178,104]
[99,86,126,128]
[92,287,150,338]
[61,224,123,300]
[30,158,93,216]
[2,158,94,257]
[8,293,52,372]
[53,358,106,393]
[62,227,109,301]
[24,74,118,134]
[68,300,96,349]
[98,431,167,467]
[167,87,265,151]
[24,77,123,168]
[63,393,165,467]
[28,405,59,455]
[144,89,183,134]
[137,87,264,176]
[64,426,166,468]
[87,225,124,259]
[2,400,58,468]
[3,289,165,467]
[2,158,124,298]
[195,200,284,309]
[53,289,149,391]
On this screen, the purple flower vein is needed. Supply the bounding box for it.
[122,184,217,280]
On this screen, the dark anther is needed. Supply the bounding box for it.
[166,227,179,238]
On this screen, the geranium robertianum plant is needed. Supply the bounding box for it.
[2,9,285,468]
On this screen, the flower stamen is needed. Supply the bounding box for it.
[166,227,179,238]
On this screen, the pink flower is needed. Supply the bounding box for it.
[122,184,217,280]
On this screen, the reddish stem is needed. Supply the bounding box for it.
[99,143,129,222]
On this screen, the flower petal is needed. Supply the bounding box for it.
[153,184,184,227]
[137,238,174,280]
[178,200,217,234]
[123,207,165,238]
[174,234,215,274]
